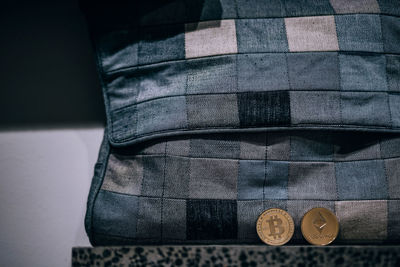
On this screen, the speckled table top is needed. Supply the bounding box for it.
[72,245,400,266]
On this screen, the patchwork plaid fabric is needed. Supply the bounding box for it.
[80,0,400,245]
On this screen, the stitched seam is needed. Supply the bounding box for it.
[160,141,168,242]
[105,50,400,76]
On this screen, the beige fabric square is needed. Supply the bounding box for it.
[329,0,380,14]
[185,19,238,58]
[285,16,339,52]
[336,200,387,240]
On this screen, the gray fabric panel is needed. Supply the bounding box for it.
[190,134,241,159]
[136,197,162,239]
[186,94,240,128]
[381,15,400,54]
[288,162,336,200]
[290,131,334,161]
[236,0,285,17]
[101,154,143,195]
[240,132,266,160]
[236,18,288,53]
[335,14,383,52]
[237,200,264,241]
[341,92,391,126]
[385,158,400,199]
[186,55,237,94]
[329,0,380,13]
[166,139,190,156]
[267,132,290,160]
[162,199,186,240]
[93,190,139,238]
[189,158,238,199]
[283,0,335,16]
[290,91,341,124]
[339,53,388,92]
[389,93,400,127]
[335,200,387,240]
[335,160,388,200]
[287,52,339,90]
[238,53,289,91]
[141,156,165,197]
[388,200,400,241]
[386,55,400,92]
[136,96,188,135]
[163,156,190,198]
[380,135,400,158]
[185,19,237,59]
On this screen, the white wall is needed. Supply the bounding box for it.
[0,128,103,266]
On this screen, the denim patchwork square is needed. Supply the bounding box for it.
[264,161,289,200]
[186,94,240,128]
[339,53,388,92]
[290,131,334,161]
[335,200,387,240]
[136,62,187,102]
[236,0,285,17]
[290,91,341,124]
[288,162,336,200]
[389,93,400,127]
[283,0,335,16]
[287,52,339,90]
[190,134,241,159]
[136,96,188,135]
[136,197,162,239]
[336,160,388,200]
[185,0,237,21]
[189,158,238,199]
[341,92,391,126]
[237,91,291,127]
[99,29,139,72]
[385,158,400,199]
[240,132,266,160]
[185,20,237,58]
[238,160,264,200]
[388,200,400,240]
[238,54,289,91]
[187,199,237,240]
[164,156,190,198]
[93,190,139,238]
[287,200,335,240]
[335,14,383,52]
[106,74,141,111]
[166,138,190,156]
[285,16,339,52]
[237,200,263,240]
[138,24,185,65]
[141,156,165,197]
[333,132,381,161]
[186,55,237,94]
[381,15,400,53]
[378,0,400,16]
[101,154,143,195]
[236,18,288,53]
[267,132,290,160]
[380,136,400,158]
[386,55,400,92]
[162,199,186,240]
[329,0,380,13]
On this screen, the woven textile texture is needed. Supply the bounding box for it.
[80,0,400,245]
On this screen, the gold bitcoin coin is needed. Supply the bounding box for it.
[301,207,339,246]
[256,208,294,246]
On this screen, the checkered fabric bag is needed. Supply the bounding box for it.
[80,0,400,245]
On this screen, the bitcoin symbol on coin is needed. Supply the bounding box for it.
[256,208,294,246]
[266,215,285,239]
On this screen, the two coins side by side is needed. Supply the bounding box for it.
[256,208,295,246]
[301,207,339,246]
[256,207,339,246]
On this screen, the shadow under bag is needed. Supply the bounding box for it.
[79,0,400,245]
